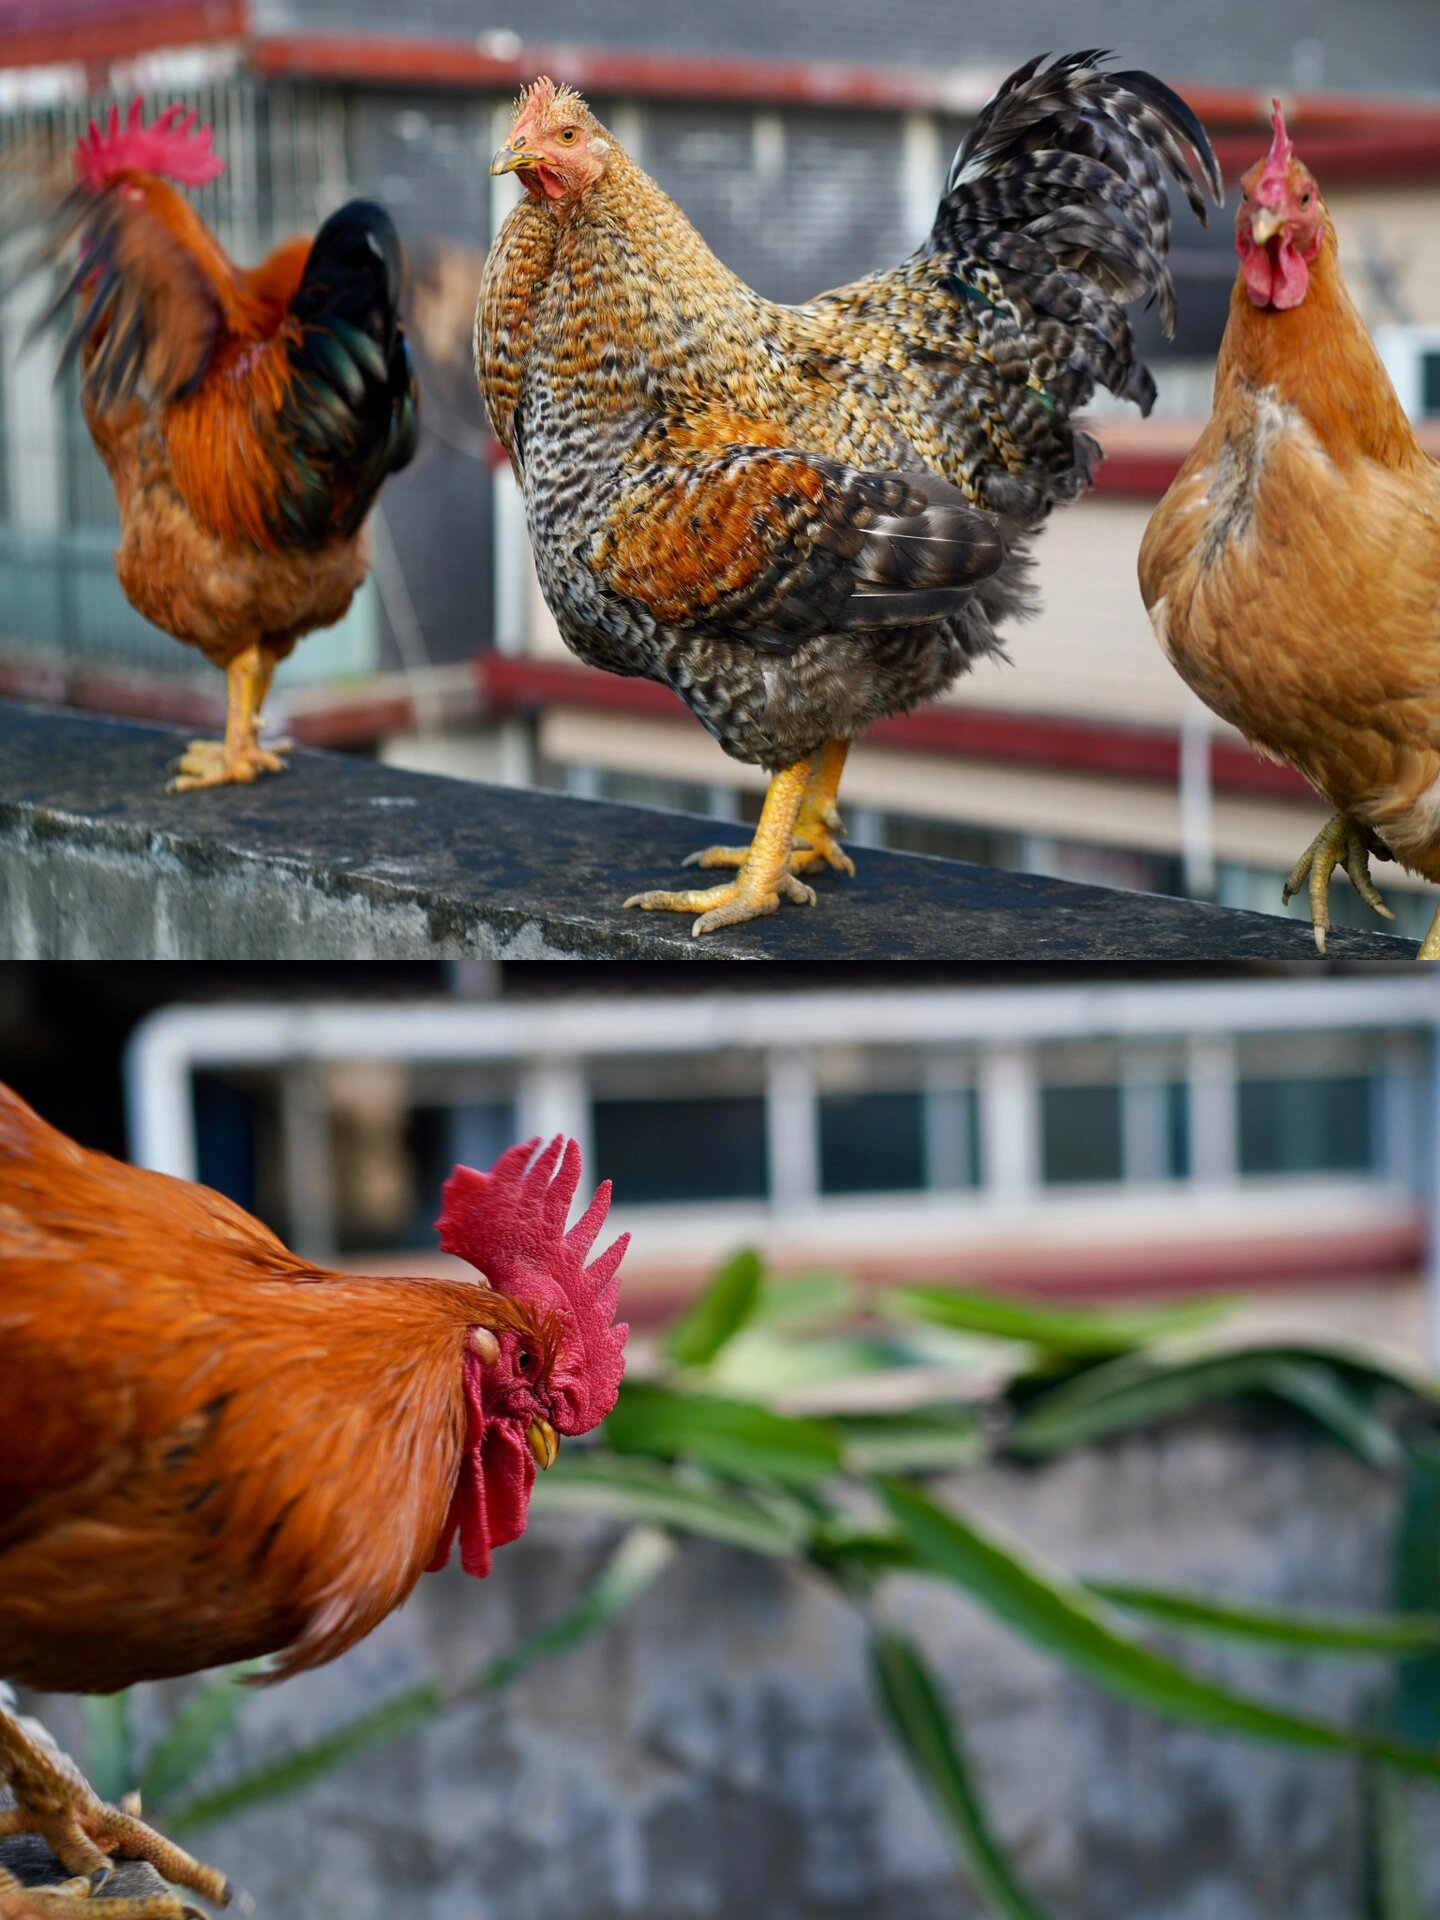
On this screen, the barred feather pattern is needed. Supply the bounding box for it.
[479,54,1218,769]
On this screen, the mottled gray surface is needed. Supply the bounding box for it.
[17,1418,1433,1920]
[0,703,1418,959]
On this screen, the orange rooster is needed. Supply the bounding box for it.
[1139,102,1440,956]
[0,1084,628,1918]
[24,101,418,791]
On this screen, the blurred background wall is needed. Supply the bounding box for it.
[1,962,1435,1361]
[2,2,1440,933]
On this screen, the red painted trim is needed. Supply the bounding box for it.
[248,34,1440,147]
[0,0,246,72]
[1213,130,1440,185]
[475,651,1314,801]
[1090,455,1191,498]
[0,655,477,749]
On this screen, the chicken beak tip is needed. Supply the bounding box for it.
[527,1418,559,1470]
[491,146,535,177]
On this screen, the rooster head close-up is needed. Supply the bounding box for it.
[427,1134,629,1577]
[1236,100,1326,310]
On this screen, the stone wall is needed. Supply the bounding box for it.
[20,1416,1433,1920]
[0,705,1415,960]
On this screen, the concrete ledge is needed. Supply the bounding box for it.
[0,701,1419,960]
[0,1819,171,1906]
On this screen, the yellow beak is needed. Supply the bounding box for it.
[491,144,542,176]
[1250,204,1285,246]
[527,1418,559,1469]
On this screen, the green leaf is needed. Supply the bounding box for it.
[749,1270,858,1330]
[1262,1361,1402,1469]
[870,1629,1053,1920]
[1366,1767,1426,1920]
[1393,1436,1440,1745]
[451,1525,675,1704]
[605,1382,842,1484]
[710,1329,929,1398]
[662,1248,764,1369]
[83,1692,134,1806]
[167,1528,673,1832]
[834,1408,985,1476]
[1008,1348,1413,1461]
[532,1453,810,1555]
[141,1662,266,1811]
[1084,1580,1440,1656]
[879,1480,1440,1780]
[881,1285,1237,1354]
[165,1681,443,1833]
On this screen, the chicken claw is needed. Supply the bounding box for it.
[169,643,288,794]
[626,756,822,935]
[0,1710,238,1919]
[1282,814,1395,955]
[170,738,292,793]
[682,740,857,884]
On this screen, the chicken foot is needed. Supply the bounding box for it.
[171,645,291,793]
[625,757,819,936]
[0,1709,237,1919]
[680,742,857,882]
[1282,814,1396,956]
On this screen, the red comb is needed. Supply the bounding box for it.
[438,1137,628,1436]
[1259,98,1294,193]
[73,100,226,192]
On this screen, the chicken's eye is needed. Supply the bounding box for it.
[1299,191,1312,207]
[557,127,578,144]
[516,1347,534,1372]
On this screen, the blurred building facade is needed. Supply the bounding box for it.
[109,970,1440,1362]
[2,1,1440,929]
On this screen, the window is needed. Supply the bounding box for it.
[1041,1084,1123,1185]
[1164,1080,1191,1180]
[1422,349,1440,418]
[593,1097,768,1204]
[1237,1076,1373,1176]
[818,1090,925,1194]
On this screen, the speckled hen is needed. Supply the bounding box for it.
[477,57,1221,935]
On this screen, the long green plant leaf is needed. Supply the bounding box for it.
[1393,1436,1440,1744]
[1009,1350,1406,1460]
[604,1381,842,1484]
[531,1454,810,1554]
[1084,1581,1440,1656]
[662,1248,763,1369]
[870,1628,1053,1920]
[834,1408,984,1475]
[881,1285,1236,1354]
[1366,1767,1425,1920]
[140,1662,266,1809]
[83,1693,134,1806]
[163,1527,673,1831]
[880,1481,1440,1779]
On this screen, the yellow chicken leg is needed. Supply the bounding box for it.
[0,1707,236,1919]
[625,758,819,936]
[681,741,857,882]
[171,645,291,793]
[1281,814,1396,955]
